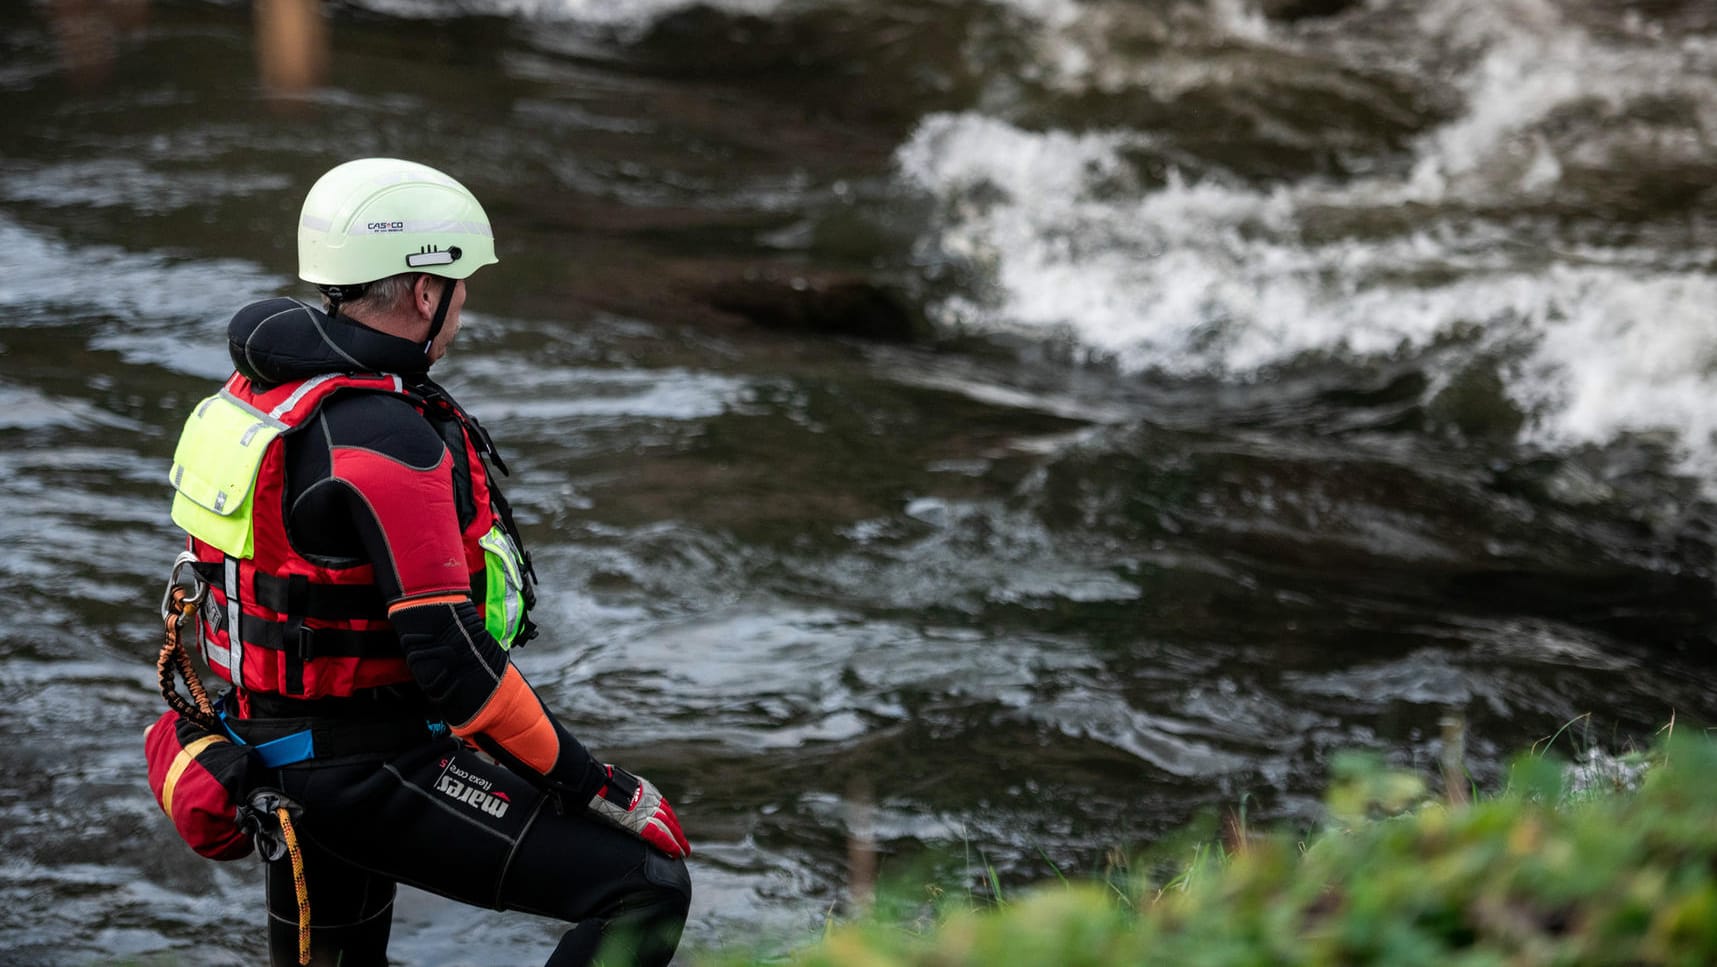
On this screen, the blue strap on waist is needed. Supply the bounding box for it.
[218,709,446,766]
[218,711,316,768]
[252,729,317,768]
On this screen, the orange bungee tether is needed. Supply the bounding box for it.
[156,556,313,967]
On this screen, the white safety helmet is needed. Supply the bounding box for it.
[297,157,498,290]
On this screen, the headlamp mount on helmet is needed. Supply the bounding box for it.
[406,246,462,269]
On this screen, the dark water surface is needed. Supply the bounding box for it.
[4,0,1717,963]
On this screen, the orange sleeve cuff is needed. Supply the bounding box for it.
[450,664,560,775]
[387,592,469,616]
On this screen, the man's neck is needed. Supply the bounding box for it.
[340,306,423,345]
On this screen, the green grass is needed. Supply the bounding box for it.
[698,727,1717,966]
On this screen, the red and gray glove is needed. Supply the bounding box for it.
[587,764,691,859]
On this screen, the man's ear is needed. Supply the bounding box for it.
[411,273,439,321]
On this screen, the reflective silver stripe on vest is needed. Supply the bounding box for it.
[260,373,403,422]
[215,387,283,426]
[202,635,233,670]
[267,373,343,421]
[225,556,242,689]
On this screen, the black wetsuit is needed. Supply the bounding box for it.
[214,299,690,966]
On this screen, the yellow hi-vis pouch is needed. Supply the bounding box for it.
[168,393,283,560]
[478,525,529,650]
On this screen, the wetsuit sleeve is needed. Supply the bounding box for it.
[385,598,605,802]
[310,394,608,803]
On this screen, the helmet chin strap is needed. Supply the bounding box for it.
[423,276,458,355]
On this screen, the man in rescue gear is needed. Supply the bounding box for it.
[162,157,692,966]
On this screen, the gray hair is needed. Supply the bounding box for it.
[324,273,418,318]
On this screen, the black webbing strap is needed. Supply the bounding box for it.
[190,562,388,623]
[251,572,387,620]
[240,618,397,658]
[282,574,310,695]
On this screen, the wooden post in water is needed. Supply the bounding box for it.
[255,0,327,106]
[1441,713,1470,806]
[847,777,876,914]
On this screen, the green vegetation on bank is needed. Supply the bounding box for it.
[709,728,1717,966]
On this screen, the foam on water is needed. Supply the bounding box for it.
[346,0,787,36]
[895,0,1717,480]
[1400,0,1717,204]
[349,0,1096,32]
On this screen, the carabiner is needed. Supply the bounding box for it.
[160,550,209,623]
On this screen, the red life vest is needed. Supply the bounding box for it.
[175,371,517,701]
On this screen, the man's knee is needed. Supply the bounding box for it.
[615,852,691,950]
[641,849,691,911]
[582,855,690,967]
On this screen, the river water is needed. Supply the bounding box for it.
[4,0,1716,963]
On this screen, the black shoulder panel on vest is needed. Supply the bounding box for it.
[317,392,447,470]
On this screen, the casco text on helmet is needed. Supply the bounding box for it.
[297,158,498,288]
